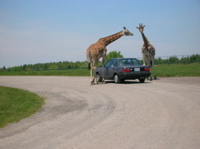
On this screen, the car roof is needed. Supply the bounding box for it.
[111,58,138,60]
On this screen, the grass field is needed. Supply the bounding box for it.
[0,86,44,128]
[0,63,200,77]
[155,63,200,77]
[0,68,89,76]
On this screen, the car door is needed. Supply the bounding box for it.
[108,59,118,78]
[104,59,114,79]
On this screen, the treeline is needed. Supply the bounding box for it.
[154,54,200,65]
[0,61,88,72]
[0,54,200,72]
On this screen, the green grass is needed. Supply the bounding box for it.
[0,69,90,76]
[155,63,200,77]
[0,63,200,77]
[0,86,44,128]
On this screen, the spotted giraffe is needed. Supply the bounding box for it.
[86,27,133,85]
[136,23,157,80]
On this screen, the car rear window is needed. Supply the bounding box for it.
[119,59,141,66]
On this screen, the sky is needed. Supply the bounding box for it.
[0,0,200,68]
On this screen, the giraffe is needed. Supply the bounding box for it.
[86,27,133,85]
[136,23,157,80]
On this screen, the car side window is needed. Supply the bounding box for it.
[105,59,113,68]
[114,60,118,67]
[111,59,118,67]
[119,60,124,66]
[132,59,140,65]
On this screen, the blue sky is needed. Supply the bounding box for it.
[0,0,200,67]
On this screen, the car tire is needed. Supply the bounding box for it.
[96,73,102,83]
[139,78,145,83]
[114,74,121,83]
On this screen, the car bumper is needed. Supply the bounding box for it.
[118,72,151,80]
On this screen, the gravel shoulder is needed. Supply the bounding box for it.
[0,76,200,149]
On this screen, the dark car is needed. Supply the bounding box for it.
[96,58,151,83]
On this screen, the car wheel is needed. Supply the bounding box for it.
[139,78,145,83]
[114,74,121,83]
[96,73,102,83]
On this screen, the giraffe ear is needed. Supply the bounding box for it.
[123,27,126,30]
[136,27,139,29]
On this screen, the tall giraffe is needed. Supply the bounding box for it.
[136,23,157,80]
[86,27,133,85]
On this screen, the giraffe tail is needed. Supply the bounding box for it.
[88,62,91,70]
[150,60,153,68]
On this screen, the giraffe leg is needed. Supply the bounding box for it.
[90,67,93,77]
[101,64,105,84]
[101,66,105,84]
[151,60,158,80]
[90,69,95,85]
[94,67,98,85]
[90,63,95,85]
[149,76,153,81]
[147,66,153,81]
[147,72,152,81]
[91,61,98,85]
[101,52,106,84]
[149,60,153,81]
[143,59,145,66]
[152,67,158,80]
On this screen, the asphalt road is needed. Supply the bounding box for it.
[0,76,200,149]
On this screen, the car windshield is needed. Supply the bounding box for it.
[119,58,141,66]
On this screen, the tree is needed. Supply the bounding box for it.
[106,51,124,61]
[168,56,179,63]
[0,66,7,72]
[190,54,200,63]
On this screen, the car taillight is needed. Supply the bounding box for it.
[122,68,130,72]
[144,68,150,71]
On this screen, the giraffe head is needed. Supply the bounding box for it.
[136,23,146,33]
[122,27,133,36]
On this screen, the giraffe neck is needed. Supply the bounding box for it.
[98,31,123,46]
[141,32,149,47]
